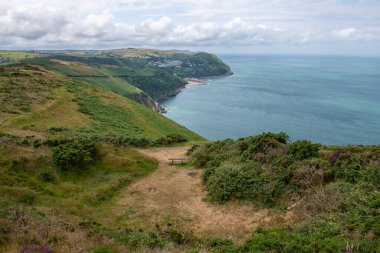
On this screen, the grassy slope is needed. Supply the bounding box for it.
[0,63,204,141]
[39,59,165,111]
[0,142,160,252]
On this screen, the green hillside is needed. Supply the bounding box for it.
[3,48,231,113]
[0,63,203,141]
[27,49,232,110]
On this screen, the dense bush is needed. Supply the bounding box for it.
[238,132,288,157]
[51,139,97,169]
[206,163,265,202]
[97,135,152,147]
[190,132,380,250]
[154,134,187,146]
[288,140,321,160]
[193,133,296,204]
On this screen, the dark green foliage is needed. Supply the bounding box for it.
[96,135,152,147]
[124,73,186,101]
[332,152,375,183]
[154,134,187,146]
[51,139,97,169]
[238,132,288,157]
[98,134,187,147]
[206,163,266,202]
[288,140,320,160]
[236,224,380,253]
[191,133,380,250]
[361,216,380,236]
[192,133,294,204]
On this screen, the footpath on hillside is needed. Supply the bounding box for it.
[115,146,292,242]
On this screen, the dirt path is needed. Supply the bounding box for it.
[116,146,287,242]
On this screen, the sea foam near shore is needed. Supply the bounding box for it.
[185,78,209,87]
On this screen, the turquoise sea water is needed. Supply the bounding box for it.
[161,55,380,145]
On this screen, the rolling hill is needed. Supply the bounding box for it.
[16,48,233,112]
[0,62,203,141]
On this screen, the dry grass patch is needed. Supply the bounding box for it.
[115,146,291,243]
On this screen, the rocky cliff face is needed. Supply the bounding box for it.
[133,92,167,113]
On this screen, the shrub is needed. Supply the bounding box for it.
[361,216,380,236]
[186,144,199,155]
[333,153,369,183]
[238,132,289,159]
[288,140,320,160]
[154,134,187,146]
[43,138,73,147]
[206,163,265,202]
[99,135,152,147]
[51,139,97,169]
[290,159,326,189]
[32,139,42,148]
[360,165,380,188]
[191,146,213,168]
[327,149,352,165]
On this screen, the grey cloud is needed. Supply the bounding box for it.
[0,6,68,40]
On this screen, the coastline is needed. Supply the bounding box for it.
[158,78,208,113]
[159,72,233,113]
[185,78,209,87]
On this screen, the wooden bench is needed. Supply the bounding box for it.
[169,158,186,164]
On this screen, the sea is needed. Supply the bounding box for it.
[161,55,380,145]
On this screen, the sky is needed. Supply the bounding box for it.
[1,0,380,55]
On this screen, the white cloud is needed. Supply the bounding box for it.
[0,0,379,53]
[137,16,174,36]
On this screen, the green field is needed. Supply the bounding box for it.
[0,141,161,252]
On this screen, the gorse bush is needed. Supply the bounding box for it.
[51,139,97,169]
[154,134,187,146]
[192,133,300,204]
[238,132,288,158]
[190,132,380,251]
[288,140,321,160]
[206,163,266,202]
